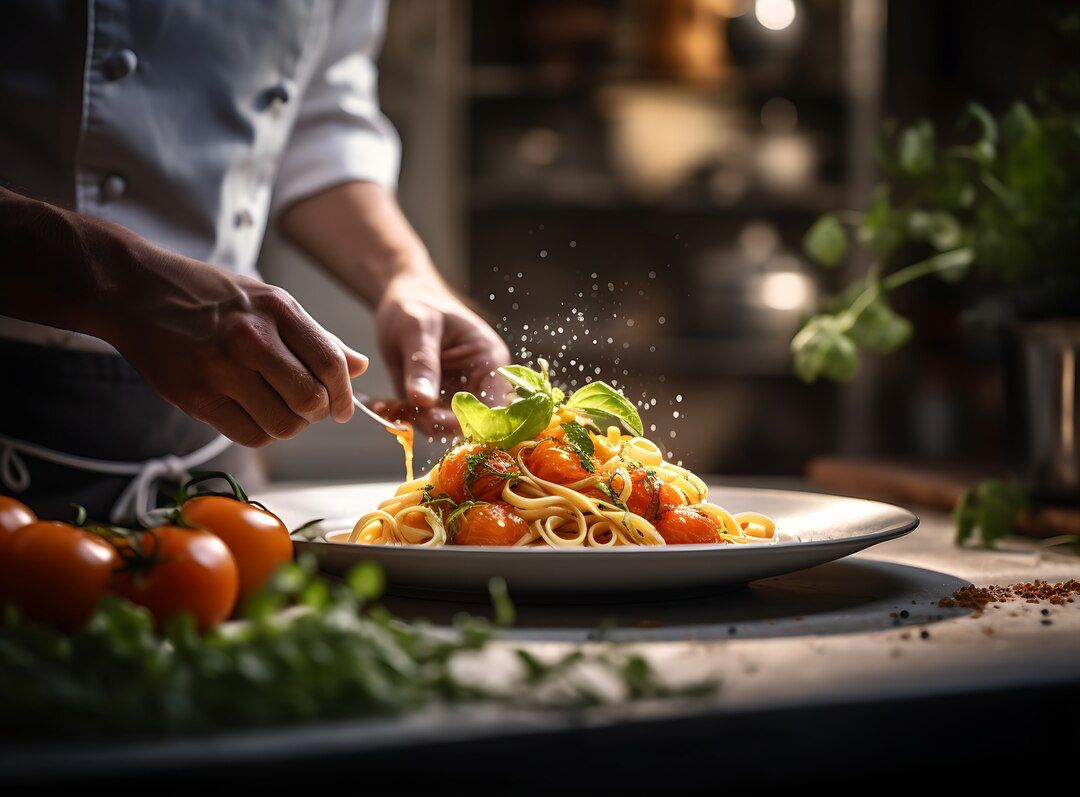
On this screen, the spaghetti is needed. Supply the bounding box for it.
[345,363,777,549]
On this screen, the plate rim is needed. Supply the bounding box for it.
[293,485,921,557]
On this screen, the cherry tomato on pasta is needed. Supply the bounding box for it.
[0,521,119,631]
[451,502,529,546]
[0,495,37,554]
[655,506,721,545]
[438,444,518,503]
[524,438,594,485]
[609,469,684,521]
[114,526,238,631]
[180,495,293,605]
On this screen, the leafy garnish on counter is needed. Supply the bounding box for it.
[0,558,712,739]
[953,479,1030,548]
[560,421,596,473]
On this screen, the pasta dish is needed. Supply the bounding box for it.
[345,361,777,548]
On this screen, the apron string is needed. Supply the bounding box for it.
[0,433,234,527]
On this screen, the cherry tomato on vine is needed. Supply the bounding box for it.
[0,521,119,631]
[438,444,518,503]
[180,495,293,605]
[114,526,238,631]
[655,507,721,545]
[0,495,36,554]
[451,502,529,546]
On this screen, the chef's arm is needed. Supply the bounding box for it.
[0,185,365,446]
[278,181,509,423]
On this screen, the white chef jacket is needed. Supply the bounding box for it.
[0,0,400,353]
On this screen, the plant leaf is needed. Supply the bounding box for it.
[952,480,1029,548]
[899,120,935,176]
[791,315,859,383]
[498,364,565,405]
[908,210,962,252]
[451,392,553,449]
[803,213,848,268]
[848,293,912,354]
[560,420,595,472]
[565,382,644,437]
[928,247,975,283]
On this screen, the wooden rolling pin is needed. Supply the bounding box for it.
[806,457,1080,540]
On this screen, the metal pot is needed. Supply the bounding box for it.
[1006,319,1080,502]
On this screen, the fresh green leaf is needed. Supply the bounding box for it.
[857,185,908,255]
[451,392,553,450]
[488,577,515,627]
[346,561,386,601]
[1000,101,1038,145]
[848,293,912,354]
[908,210,962,251]
[803,213,848,268]
[953,480,1029,548]
[560,420,596,472]
[565,382,644,437]
[899,120,935,175]
[498,361,565,405]
[791,315,859,383]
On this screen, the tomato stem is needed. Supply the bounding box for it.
[184,471,249,503]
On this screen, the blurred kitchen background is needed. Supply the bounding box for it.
[259,0,1072,483]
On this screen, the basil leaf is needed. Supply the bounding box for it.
[848,293,912,354]
[952,480,1028,548]
[451,392,553,449]
[559,420,595,473]
[499,364,565,405]
[899,119,934,176]
[565,382,644,437]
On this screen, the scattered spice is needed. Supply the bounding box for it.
[899,609,910,619]
[936,579,1080,615]
[920,630,931,640]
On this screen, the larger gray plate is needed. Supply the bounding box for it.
[291,485,919,599]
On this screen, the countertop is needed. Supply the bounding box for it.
[6,479,1079,791]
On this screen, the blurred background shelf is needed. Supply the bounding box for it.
[258,0,1072,482]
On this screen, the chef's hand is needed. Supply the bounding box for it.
[374,274,510,435]
[0,187,366,448]
[108,252,368,448]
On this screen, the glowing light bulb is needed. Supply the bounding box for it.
[755,0,796,31]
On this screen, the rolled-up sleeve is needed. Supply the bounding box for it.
[271,0,400,215]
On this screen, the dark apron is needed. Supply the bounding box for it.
[0,338,263,522]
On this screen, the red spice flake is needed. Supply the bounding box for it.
[936,580,1080,616]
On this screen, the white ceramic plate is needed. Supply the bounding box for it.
[290,484,919,599]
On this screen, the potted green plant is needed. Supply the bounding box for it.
[793,71,1080,544]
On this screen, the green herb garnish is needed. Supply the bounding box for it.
[565,382,644,437]
[451,361,644,448]
[559,421,595,473]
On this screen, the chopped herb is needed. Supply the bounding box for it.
[559,421,595,473]
[463,450,518,498]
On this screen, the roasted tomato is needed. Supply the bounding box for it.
[180,496,293,605]
[451,502,529,546]
[114,526,239,631]
[0,521,119,631]
[438,444,518,503]
[609,469,684,521]
[655,506,721,545]
[524,438,595,485]
[0,496,37,554]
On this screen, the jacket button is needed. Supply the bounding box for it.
[100,174,126,202]
[104,49,138,81]
[263,79,295,110]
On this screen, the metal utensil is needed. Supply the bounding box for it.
[352,395,406,431]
